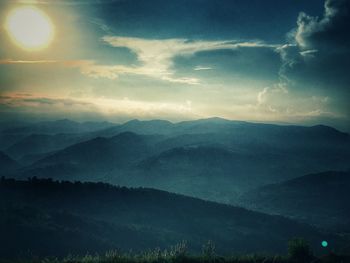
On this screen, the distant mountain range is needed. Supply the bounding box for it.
[239,171,350,232]
[0,178,340,258]
[1,118,349,205]
[0,119,115,151]
[1,119,115,135]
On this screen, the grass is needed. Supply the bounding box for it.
[0,253,348,263]
[0,240,348,263]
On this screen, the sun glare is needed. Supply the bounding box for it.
[5,6,54,51]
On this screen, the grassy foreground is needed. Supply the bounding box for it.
[0,240,349,263]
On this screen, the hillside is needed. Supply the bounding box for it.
[19,132,162,180]
[239,171,350,231]
[0,151,20,174]
[0,177,337,258]
[134,146,283,202]
[5,133,86,160]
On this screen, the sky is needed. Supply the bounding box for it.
[0,0,349,132]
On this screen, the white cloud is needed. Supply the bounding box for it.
[299,49,318,57]
[95,36,280,84]
[257,84,288,107]
[257,87,269,105]
[194,66,212,71]
[253,83,342,123]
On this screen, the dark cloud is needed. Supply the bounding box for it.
[277,0,350,114]
[275,0,350,130]
[297,0,350,49]
[280,0,350,88]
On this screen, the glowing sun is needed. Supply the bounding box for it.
[5,6,54,51]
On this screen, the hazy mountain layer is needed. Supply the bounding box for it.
[2,118,350,204]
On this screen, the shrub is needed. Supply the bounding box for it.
[287,238,313,263]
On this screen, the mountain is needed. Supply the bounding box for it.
[96,118,349,140]
[0,133,28,151]
[97,119,350,178]
[95,118,245,137]
[5,133,87,160]
[7,118,350,205]
[95,119,173,137]
[0,177,338,258]
[133,145,285,203]
[0,151,20,174]
[2,119,115,135]
[239,171,350,231]
[0,120,115,152]
[17,152,57,166]
[21,132,162,181]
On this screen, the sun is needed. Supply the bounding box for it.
[5,6,54,51]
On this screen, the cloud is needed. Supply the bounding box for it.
[256,84,288,111]
[0,59,58,64]
[257,87,269,106]
[194,66,212,71]
[16,0,120,5]
[295,0,350,49]
[271,0,350,128]
[0,93,92,108]
[97,36,279,84]
[279,0,350,91]
[4,37,275,84]
[0,59,122,80]
[254,82,343,123]
[0,93,197,120]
